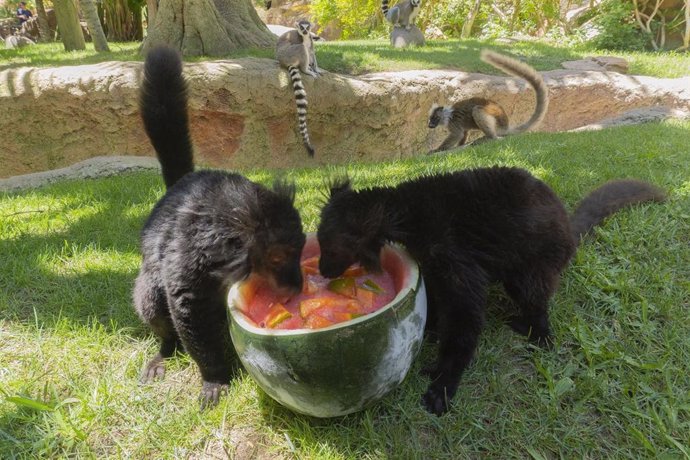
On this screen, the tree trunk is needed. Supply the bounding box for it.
[34,0,53,42]
[104,0,138,41]
[461,0,482,38]
[147,0,158,31]
[54,0,86,51]
[78,0,110,51]
[141,0,275,56]
[682,0,690,50]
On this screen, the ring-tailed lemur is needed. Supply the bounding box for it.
[382,0,421,30]
[428,49,549,153]
[276,20,322,157]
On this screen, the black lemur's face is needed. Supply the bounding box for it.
[249,188,306,298]
[317,182,384,279]
[428,105,444,129]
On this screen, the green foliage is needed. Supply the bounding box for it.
[417,0,472,37]
[588,0,649,51]
[311,0,384,39]
[308,0,685,52]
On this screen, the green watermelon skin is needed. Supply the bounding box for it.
[227,243,427,418]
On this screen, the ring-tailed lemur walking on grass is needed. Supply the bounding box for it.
[382,0,421,30]
[276,20,322,157]
[427,49,549,153]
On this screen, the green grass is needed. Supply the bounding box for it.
[1,39,689,77]
[1,120,689,458]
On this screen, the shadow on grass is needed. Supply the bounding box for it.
[0,173,155,333]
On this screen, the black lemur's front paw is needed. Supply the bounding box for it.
[199,381,229,410]
[509,314,553,348]
[422,382,451,416]
[140,353,166,383]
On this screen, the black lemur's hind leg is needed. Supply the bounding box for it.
[166,284,238,410]
[133,268,183,382]
[502,268,560,347]
[420,255,488,416]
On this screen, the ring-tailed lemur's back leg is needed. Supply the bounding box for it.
[472,106,500,139]
[288,65,315,157]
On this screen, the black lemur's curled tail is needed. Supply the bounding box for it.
[287,65,315,157]
[480,49,549,135]
[571,179,665,242]
[140,46,194,188]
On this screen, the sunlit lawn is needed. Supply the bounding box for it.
[1,39,689,78]
[1,120,689,458]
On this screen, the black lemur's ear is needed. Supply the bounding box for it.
[327,176,351,198]
[272,177,296,203]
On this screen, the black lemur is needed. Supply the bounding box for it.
[316,168,664,415]
[134,46,306,409]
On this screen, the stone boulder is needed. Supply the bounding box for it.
[391,25,425,48]
[5,34,35,49]
[571,106,690,132]
[562,56,629,74]
[1,59,689,178]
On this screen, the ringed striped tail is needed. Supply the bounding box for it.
[288,65,315,157]
[382,0,389,15]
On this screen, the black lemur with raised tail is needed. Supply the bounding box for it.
[316,168,664,415]
[134,46,306,409]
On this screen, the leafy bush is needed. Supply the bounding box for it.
[310,0,680,51]
[584,0,650,50]
[311,0,384,39]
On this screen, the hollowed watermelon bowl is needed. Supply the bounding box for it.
[227,233,427,418]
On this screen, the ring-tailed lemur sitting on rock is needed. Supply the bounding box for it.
[276,20,322,157]
[382,0,421,30]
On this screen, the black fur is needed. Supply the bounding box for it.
[134,46,306,409]
[317,167,664,415]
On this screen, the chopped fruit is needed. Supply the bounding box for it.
[301,256,320,275]
[344,300,365,315]
[343,264,366,277]
[302,256,320,268]
[243,252,395,330]
[362,278,384,294]
[237,278,260,311]
[305,313,334,329]
[265,303,292,328]
[330,311,355,323]
[300,298,328,318]
[327,277,356,298]
[303,277,319,295]
[356,287,376,309]
[300,297,356,318]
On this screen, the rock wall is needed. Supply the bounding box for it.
[0,58,688,178]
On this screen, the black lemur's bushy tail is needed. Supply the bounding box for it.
[140,46,194,189]
[382,0,390,15]
[287,65,315,157]
[480,49,549,135]
[570,179,665,241]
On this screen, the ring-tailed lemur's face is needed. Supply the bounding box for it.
[428,104,445,128]
[296,20,311,37]
[411,0,421,7]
